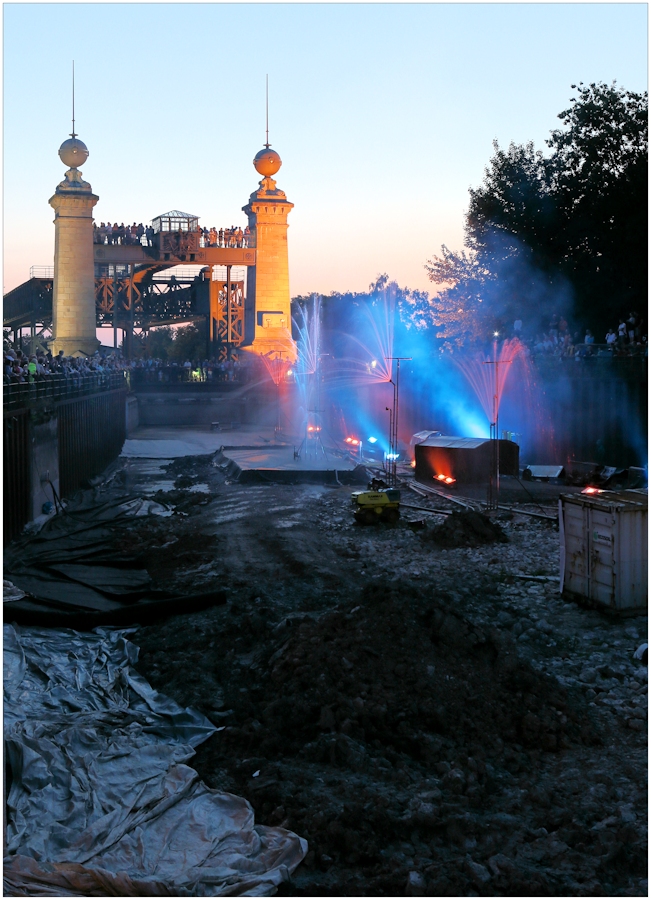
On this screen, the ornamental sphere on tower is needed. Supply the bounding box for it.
[253,147,281,178]
[58,137,89,169]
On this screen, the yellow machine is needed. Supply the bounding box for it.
[351,488,401,525]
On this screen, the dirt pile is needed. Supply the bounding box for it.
[66,459,645,897]
[426,510,509,548]
[136,579,628,896]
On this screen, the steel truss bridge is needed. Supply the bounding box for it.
[4,228,255,360]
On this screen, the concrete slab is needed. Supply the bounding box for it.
[121,427,366,483]
[224,446,356,472]
[122,426,286,458]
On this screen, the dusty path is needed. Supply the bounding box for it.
[118,454,647,896]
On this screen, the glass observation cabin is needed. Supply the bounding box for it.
[151,210,199,234]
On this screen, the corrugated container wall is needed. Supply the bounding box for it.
[560,491,648,613]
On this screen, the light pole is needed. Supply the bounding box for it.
[483,333,512,509]
[385,356,411,487]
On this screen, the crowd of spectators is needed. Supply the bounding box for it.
[92,223,251,249]
[93,223,154,247]
[128,356,251,384]
[518,310,647,361]
[3,348,254,389]
[199,226,250,249]
[4,348,129,385]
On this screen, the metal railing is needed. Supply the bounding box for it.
[29,266,54,279]
[152,266,208,282]
[58,390,126,497]
[3,371,128,411]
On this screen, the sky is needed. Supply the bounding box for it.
[3,2,648,298]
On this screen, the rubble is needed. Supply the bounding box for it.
[5,455,647,896]
[425,510,509,548]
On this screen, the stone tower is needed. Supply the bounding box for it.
[49,135,99,356]
[242,145,297,362]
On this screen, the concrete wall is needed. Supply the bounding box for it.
[135,393,276,428]
[4,390,127,542]
[30,417,60,519]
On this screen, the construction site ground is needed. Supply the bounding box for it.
[9,447,648,896]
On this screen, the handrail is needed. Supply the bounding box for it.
[3,371,128,411]
[29,266,54,279]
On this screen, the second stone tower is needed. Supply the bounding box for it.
[243,145,297,362]
[49,134,99,357]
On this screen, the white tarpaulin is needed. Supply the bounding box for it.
[3,625,307,896]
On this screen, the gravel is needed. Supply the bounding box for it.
[113,456,647,896]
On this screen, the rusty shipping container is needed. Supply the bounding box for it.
[560,490,648,613]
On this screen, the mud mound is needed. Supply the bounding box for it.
[145,583,602,894]
[427,510,508,547]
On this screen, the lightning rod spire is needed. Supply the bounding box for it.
[265,74,270,148]
[71,60,76,138]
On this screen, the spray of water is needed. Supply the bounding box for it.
[291,295,325,444]
[453,338,525,425]
[325,288,395,389]
[294,294,321,377]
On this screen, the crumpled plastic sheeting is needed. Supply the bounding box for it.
[3,625,307,896]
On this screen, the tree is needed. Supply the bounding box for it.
[423,246,493,348]
[145,326,174,361]
[466,140,558,269]
[546,82,648,320]
[427,82,648,345]
[169,324,205,362]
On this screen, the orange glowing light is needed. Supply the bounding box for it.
[308,426,315,432]
[436,474,446,481]
[410,460,416,468]
[444,476,456,484]
[582,486,605,494]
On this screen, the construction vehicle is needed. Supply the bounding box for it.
[351,481,401,525]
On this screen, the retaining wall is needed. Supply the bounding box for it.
[4,388,127,544]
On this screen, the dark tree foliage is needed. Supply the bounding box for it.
[427,82,647,345]
[168,324,206,362]
[546,82,648,321]
[130,324,205,361]
[144,326,175,361]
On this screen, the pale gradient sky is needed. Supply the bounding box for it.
[3,2,648,297]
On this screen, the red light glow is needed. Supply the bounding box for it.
[582,486,605,494]
[436,474,456,485]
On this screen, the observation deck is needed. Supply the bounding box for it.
[93,211,255,267]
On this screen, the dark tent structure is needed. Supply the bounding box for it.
[414,436,519,485]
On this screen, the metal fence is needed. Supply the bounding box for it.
[3,371,129,412]
[3,408,31,544]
